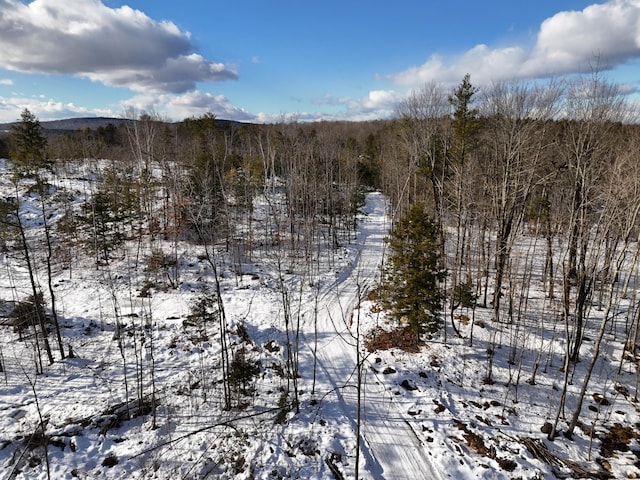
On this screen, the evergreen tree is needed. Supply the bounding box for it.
[9,108,49,175]
[448,73,480,167]
[380,202,447,334]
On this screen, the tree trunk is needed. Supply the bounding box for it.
[15,192,54,366]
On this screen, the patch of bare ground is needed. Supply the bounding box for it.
[451,420,517,472]
[365,326,425,353]
[599,423,639,459]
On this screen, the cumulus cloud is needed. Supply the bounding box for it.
[307,89,401,122]
[0,95,115,122]
[164,91,254,121]
[348,90,402,119]
[122,90,256,122]
[0,79,13,86]
[389,0,640,88]
[0,0,237,93]
[120,88,402,124]
[523,0,640,75]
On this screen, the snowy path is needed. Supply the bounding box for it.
[303,192,444,480]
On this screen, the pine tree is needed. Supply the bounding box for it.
[448,73,480,166]
[9,108,50,175]
[380,202,447,334]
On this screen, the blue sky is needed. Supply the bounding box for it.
[1,0,639,123]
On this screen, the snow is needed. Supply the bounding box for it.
[299,193,444,479]
[0,159,639,479]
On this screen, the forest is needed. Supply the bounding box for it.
[1,72,640,479]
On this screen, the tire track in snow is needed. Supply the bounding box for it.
[303,192,444,480]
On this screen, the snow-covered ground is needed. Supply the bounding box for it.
[1,160,639,479]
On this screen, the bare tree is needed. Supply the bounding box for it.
[559,73,629,362]
[394,81,449,251]
[479,79,562,322]
[548,74,632,440]
[183,157,233,409]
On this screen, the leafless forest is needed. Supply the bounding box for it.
[2,73,640,478]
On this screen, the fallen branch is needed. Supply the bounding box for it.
[519,436,613,479]
[128,406,282,459]
[324,452,345,480]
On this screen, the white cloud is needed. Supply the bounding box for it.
[0,95,115,122]
[82,54,234,94]
[164,91,254,121]
[0,87,400,125]
[120,88,403,124]
[336,90,402,121]
[359,89,401,111]
[305,89,402,122]
[0,0,237,93]
[388,0,640,88]
[524,0,640,76]
[0,79,13,86]
[122,90,256,122]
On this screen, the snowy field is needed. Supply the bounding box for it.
[1,158,639,479]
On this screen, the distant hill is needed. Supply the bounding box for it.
[0,117,130,134]
[39,117,131,131]
[0,116,248,135]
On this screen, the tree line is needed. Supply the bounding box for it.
[4,73,640,345]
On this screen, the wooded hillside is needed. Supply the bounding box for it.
[2,73,640,479]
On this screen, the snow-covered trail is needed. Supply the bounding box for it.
[302,192,444,480]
